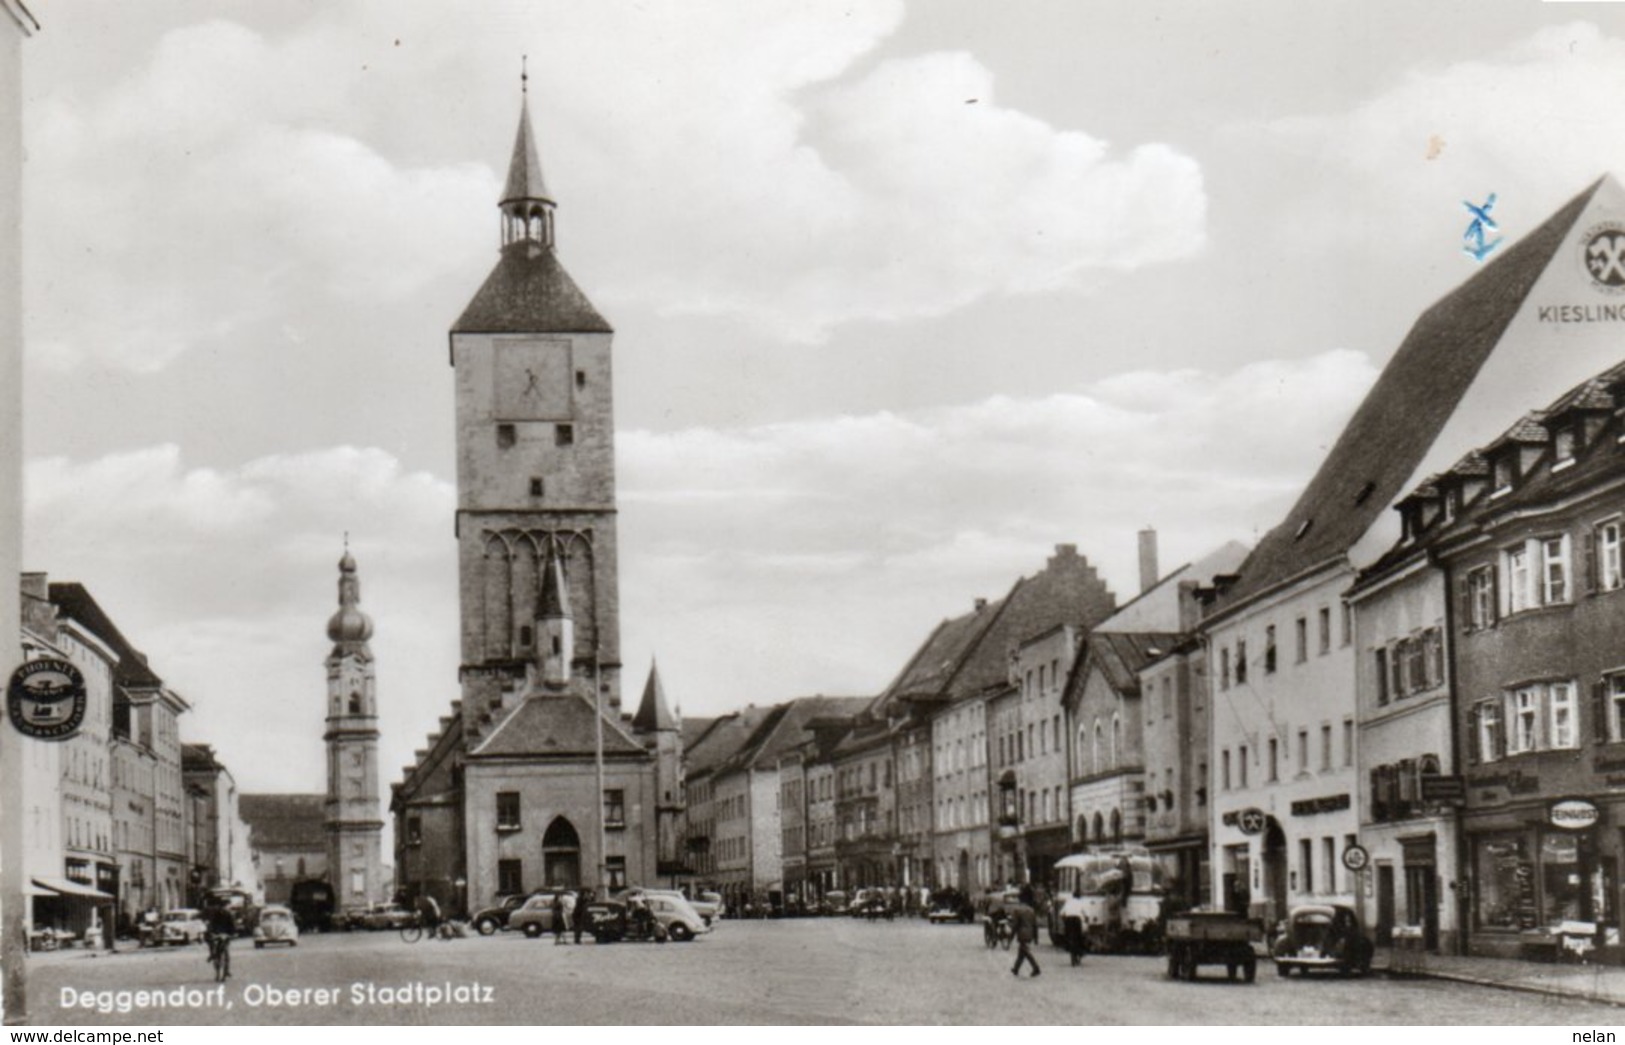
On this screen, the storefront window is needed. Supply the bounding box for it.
[1540,833,1585,927]
[1475,836,1536,930]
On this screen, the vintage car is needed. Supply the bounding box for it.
[471,894,531,936]
[927,889,976,924]
[1271,904,1374,977]
[358,903,416,931]
[159,908,206,945]
[507,891,572,937]
[587,895,709,943]
[628,888,720,928]
[819,890,849,917]
[253,904,300,948]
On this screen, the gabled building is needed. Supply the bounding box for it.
[1205,174,1625,927]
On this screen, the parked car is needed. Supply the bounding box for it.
[626,888,720,928]
[507,891,571,938]
[253,904,300,948]
[1271,905,1374,977]
[819,890,849,916]
[927,888,975,924]
[471,894,531,936]
[358,903,416,931]
[160,908,206,945]
[587,895,709,943]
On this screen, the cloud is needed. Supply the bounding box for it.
[25,1,1206,373]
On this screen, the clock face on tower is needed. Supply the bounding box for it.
[494,338,573,420]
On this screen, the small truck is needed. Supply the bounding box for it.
[1164,910,1263,983]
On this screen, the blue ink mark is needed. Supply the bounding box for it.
[1463,193,1503,262]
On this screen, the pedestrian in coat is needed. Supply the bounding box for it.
[1061,887,1087,966]
[552,892,568,945]
[573,889,591,944]
[1009,886,1041,978]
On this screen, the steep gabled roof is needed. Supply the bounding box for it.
[472,693,646,758]
[1214,178,1605,612]
[734,696,871,770]
[632,662,678,732]
[47,582,162,689]
[683,705,778,778]
[1081,632,1184,696]
[239,794,326,850]
[452,247,613,335]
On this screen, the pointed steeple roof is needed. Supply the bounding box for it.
[539,548,570,619]
[632,659,677,732]
[501,95,554,208]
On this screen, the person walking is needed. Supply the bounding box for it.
[1009,886,1041,978]
[552,891,568,945]
[573,889,591,945]
[1061,887,1087,966]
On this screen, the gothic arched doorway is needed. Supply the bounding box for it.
[542,816,581,889]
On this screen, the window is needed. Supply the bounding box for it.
[1220,647,1231,690]
[1297,729,1309,772]
[1422,628,1444,690]
[1610,674,1625,743]
[1222,749,1232,790]
[406,816,422,846]
[1320,725,1332,771]
[1236,640,1248,684]
[555,423,574,447]
[1549,682,1577,750]
[604,789,625,827]
[1482,698,1501,763]
[1510,686,1540,754]
[606,856,626,891]
[1554,427,1577,463]
[1318,608,1331,654]
[1375,648,1390,705]
[1299,838,1313,895]
[529,477,545,498]
[1322,837,1336,893]
[1265,626,1277,674]
[1493,456,1515,495]
[1341,601,1353,646]
[496,423,516,449]
[1268,738,1279,782]
[1468,567,1496,630]
[496,791,521,831]
[1295,617,1308,663]
[1238,744,1249,788]
[1542,536,1570,604]
[1343,718,1355,766]
[575,369,587,389]
[1505,544,1532,614]
[1599,520,1624,592]
[498,859,523,895]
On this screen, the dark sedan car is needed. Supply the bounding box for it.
[1271,904,1374,977]
[471,894,530,936]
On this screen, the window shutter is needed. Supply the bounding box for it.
[1584,530,1598,596]
[1495,699,1509,759]
[1489,567,1500,624]
[1459,574,1473,633]
[1466,705,1480,765]
[1596,678,1611,744]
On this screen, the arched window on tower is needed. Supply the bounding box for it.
[348,692,362,715]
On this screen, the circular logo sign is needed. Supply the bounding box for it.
[1550,798,1600,831]
[7,658,88,741]
[1237,808,1266,836]
[1342,844,1370,872]
[1583,222,1625,293]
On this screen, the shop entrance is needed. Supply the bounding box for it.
[542,816,582,889]
[1402,834,1439,951]
[1263,819,1287,926]
[1376,864,1395,946]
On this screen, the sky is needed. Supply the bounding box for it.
[20,0,1625,797]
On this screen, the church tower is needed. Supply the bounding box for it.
[450,78,621,732]
[324,545,384,911]
[632,660,684,876]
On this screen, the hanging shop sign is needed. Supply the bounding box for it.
[1289,793,1351,817]
[7,658,87,741]
[1549,798,1600,831]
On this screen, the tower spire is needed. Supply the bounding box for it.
[327,544,374,654]
[633,658,677,732]
[501,65,555,253]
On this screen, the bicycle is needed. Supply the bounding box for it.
[400,914,460,944]
[399,913,425,944]
[206,932,231,983]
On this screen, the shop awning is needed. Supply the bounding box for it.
[32,877,113,900]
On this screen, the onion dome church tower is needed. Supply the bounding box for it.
[324,544,385,911]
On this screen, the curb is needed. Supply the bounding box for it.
[1381,965,1625,1008]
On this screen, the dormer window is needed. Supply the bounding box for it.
[1553,427,1577,468]
[1492,456,1515,496]
[1440,490,1457,525]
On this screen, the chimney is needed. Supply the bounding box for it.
[974,597,988,612]
[1138,528,1159,594]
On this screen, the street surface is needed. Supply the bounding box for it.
[22,918,1624,1025]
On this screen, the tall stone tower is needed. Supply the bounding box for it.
[450,83,621,730]
[324,546,384,911]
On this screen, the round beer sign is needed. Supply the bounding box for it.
[7,658,88,741]
[1549,798,1600,831]
[1342,844,1369,872]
